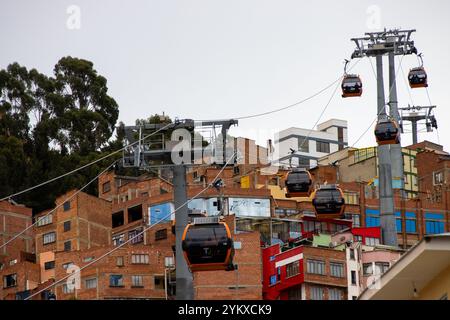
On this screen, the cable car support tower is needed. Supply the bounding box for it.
[350,29,418,246]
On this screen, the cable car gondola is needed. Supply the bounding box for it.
[408,54,428,89]
[374,118,400,145]
[311,185,345,219]
[341,60,362,98]
[181,217,234,272]
[341,74,363,98]
[285,168,313,198]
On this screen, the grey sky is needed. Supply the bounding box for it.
[1,0,449,151]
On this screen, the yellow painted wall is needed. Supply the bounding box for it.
[418,265,450,300]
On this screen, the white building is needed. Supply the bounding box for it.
[275,119,348,168]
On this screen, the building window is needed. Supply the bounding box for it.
[3,274,17,288]
[351,270,357,285]
[310,286,324,300]
[330,262,344,278]
[306,259,325,275]
[395,212,402,232]
[112,234,125,246]
[83,256,94,263]
[297,157,310,168]
[102,181,111,193]
[64,241,72,252]
[354,235,363,243]
[433,171,444,185]
[287,286,302,300]
[363,263,373,275]
[43,232,56,245]
[112,211,124,228]
[44,261,55,270]
[286,261,300,278]
[365,209,380,227]
[62,262,74,269]
[155,229,168,241]
[85,278,97,289]
[109,275,124,287]
[298,137,309,152]
[36,214,53,227]
[62,283,74,294]
[269,275,277,286]
[64,221,71,232]
[365,237,380,246]
[63,201,71,211]
[154,276,165,290]
[131,254,149,264]
[405,212,417,233]
[329,288,343,300]
[131,275,144,288]
[129,228,144,244]
[425,213,445,234]
[116,256,124,267]
[349,249,355,260]
[316,141,330,153]
[128,204,143,223]
[345,213,360,227]
[375,262,390,274]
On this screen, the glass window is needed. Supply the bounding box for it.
[83,256,94,263]
[349,249,355,260]
[36,214,53,227]
[129,228,144,244]
[62,283,74,294]
[62,262,74,269]
[310,286,324,300]
[329,288,343,300]
[63,201,71,211]
[366,237,380,246]
[131,275,144,287]
[307,259,325,275]
[298,137,309,152]
[286,261,300,278]
[406,219,417,233]
[354,235,363,242]
[270,275,277,285]
[330,262,344,278]
[85,278,97,289]
[64,241,71,252]
[363,263,373,275]
[44,261,55,270]
[116,256,124,267]
[351,270,357,285]
[3,274,17,288]
[102,181,111,193]
[43,232,56,245]
[155,229,168,241]
[112,234,125,246]
[375,262,390,274]
[316,141,330,153]
[109,275,124,287]
[131,254,149,264]
[64,221,71,232]
[154,276,165,289]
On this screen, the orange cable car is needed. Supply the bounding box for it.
[311,185,345,219]
[181,217,234,272]
[374,118,400,146]
[285,168,313,198]
[341,74,363,98]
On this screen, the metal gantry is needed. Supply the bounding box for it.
[399,105,438,145]
[349,28,419,247]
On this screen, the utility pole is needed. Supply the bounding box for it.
[350,29,418,246]
[388,52,405,197]
[174,164,194,300]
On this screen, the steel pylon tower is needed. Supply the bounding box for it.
[350,28,418,246]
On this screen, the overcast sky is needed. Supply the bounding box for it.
[1,0,449,151]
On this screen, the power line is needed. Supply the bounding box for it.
[0,122,174,202]
[25,152,237,300]
[0,160,118,252]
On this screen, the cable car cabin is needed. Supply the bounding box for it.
[311,185,345,219]
[408,67,428,88]
[285,168,313,198]
[374,119,400,145]
[182,217,234,272]
[341,75,363,98]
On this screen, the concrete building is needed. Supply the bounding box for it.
[359,233,450,300]
[275,119,348,168]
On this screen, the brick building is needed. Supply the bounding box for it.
[0,200,34,266]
